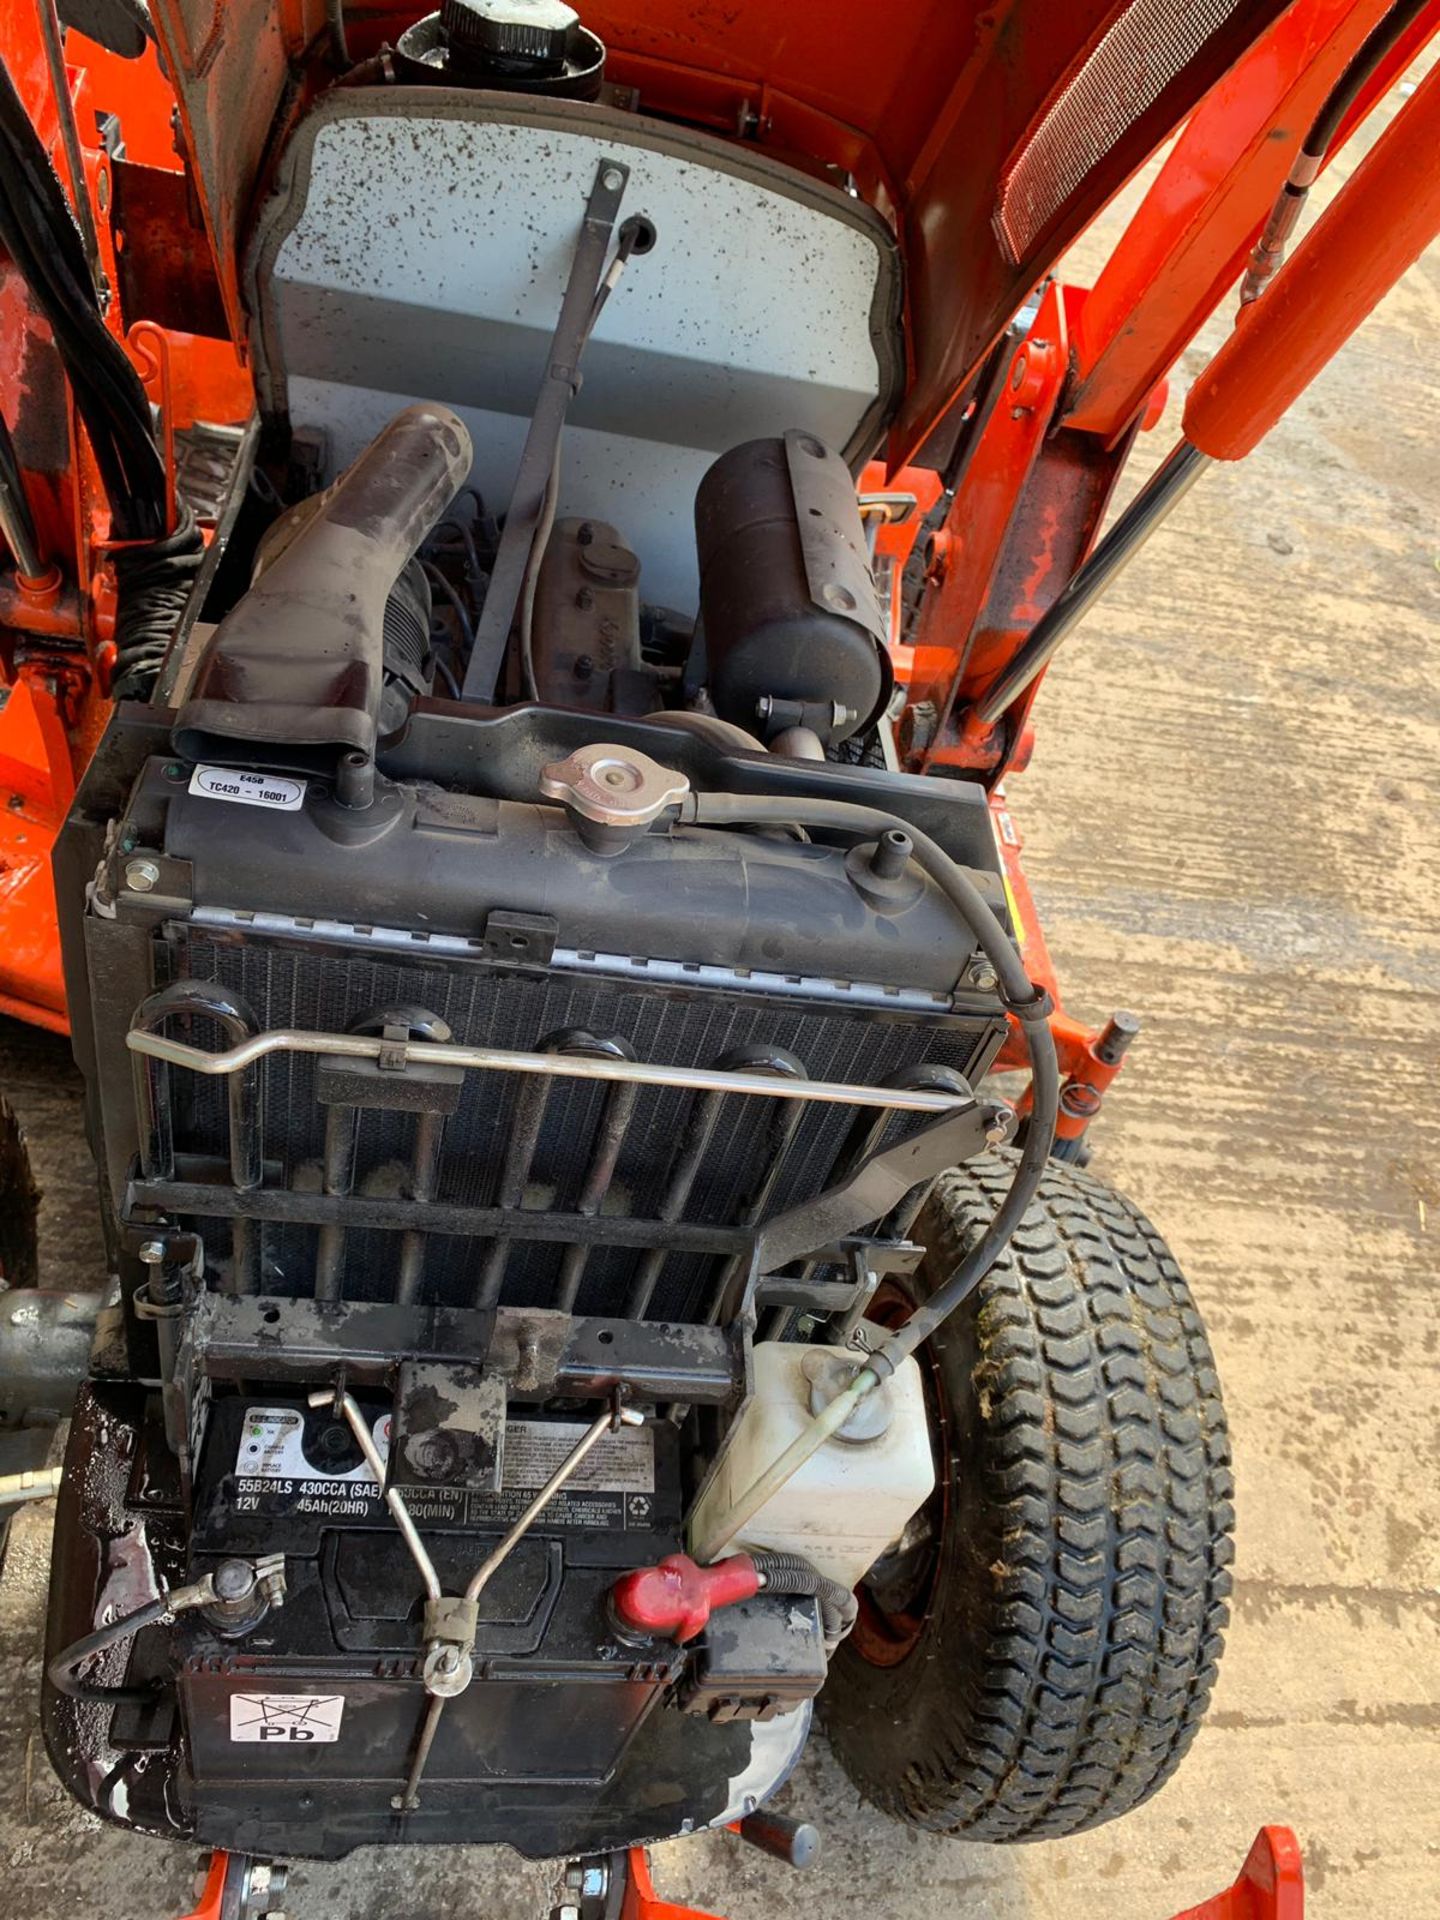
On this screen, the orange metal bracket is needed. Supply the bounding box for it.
[171,1829,1301,1920]
[620,1847,723,1920]
[1170,1827,1305,1920]
[1185,51,1440,460]
[174,1852,229,1920]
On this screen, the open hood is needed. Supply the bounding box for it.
[149,0,1292,464]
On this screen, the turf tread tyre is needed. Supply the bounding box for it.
[822,1151,1234,1842]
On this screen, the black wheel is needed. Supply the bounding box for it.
[822,1150,1234,1843]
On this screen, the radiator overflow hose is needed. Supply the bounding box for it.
[681,792,1059,1564]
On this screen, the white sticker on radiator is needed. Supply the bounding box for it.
[230,1693,344,1744]
[189,764,307,810]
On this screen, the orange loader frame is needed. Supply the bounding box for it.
[3,0,1438,1167]
[176,1822,1306,1919]
[4,4,1440,1912]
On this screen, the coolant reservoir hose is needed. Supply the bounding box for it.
[683,791,1060,1562]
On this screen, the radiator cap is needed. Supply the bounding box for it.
[539,742,689,855]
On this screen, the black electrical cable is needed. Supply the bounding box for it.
[0,50,205,696]
[749,1550,859,1644]
[47,1595,168,1703]
[682,792,1060,1376]
[0,408,42,575]
[0,62,164,538]
[111,507,205,699]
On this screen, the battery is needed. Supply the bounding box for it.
[176,1391,690,1847]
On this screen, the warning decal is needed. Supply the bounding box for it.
[230,1693,344,1744]
[465,1418,656,1533]
[228,1407,659,1534]
[503,1419,654,1495]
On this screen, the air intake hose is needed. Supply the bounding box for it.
[174,404,472,801]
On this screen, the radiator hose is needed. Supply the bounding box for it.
[683,790,1059,1563]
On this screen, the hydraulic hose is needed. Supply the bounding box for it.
[47,1595,168,1703]
[1307,0,1429,153]
[683,790,1059,1562]
[1240,0,1429,305]
[973,440,1208,728]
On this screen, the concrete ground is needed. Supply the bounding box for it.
[2,64,1438,1920]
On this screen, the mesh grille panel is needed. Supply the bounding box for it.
[994,0,1243,264]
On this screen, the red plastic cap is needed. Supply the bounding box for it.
[611,1553,759,1643]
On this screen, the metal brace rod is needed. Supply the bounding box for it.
[753,1098,1010,1275]
[125,1024,970,1114]
[462,158,629,700]
[397,1399,645,1812]
[308,1388,441,1601]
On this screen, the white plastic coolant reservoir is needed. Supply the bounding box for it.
[687,1344,935,1591]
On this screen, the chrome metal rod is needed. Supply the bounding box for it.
[397,1692,447,1814]
[465,1405,644,1602]
[126,1026,969,1114]
[34,0,105,298]
[0,1465,62,1507]
[974,439,1210,727]
[0,454,44,580]
[309,1389,441,1602]
[399,1403,646,1814]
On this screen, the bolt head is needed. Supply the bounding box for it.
[138,1239,167,1265]
[602,166,624,192]
[212,1558,257,1603]
[125,857,160,893]
[967,958,1000,992]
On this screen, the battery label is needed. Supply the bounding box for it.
[465,1418,656,1533]
[230,1408,656,1533]
[233,1406,390,1520]
[230,1693,344,1744]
